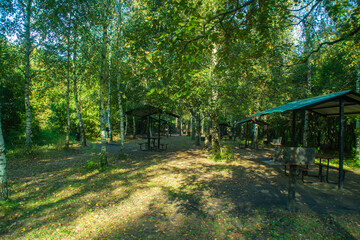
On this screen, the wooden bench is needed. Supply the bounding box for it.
[284,165,314,183]
[316,163,350,183]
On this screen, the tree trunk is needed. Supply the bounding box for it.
[175,118,179,133]
[117,73,125,155]
[125,114,128,138]
[179,116,182,136]
[303,22,312,147]
[191,110,195,140]
[210,45,221,155]
[287,165,297,212]
[211,111,221,153]
[196,111,201,146]
[303,55,311,147]
[252,122,258,149]
[108,45,113,142]
[73,50,86,147]
[0,108,8,200]
[356,60,360,160]
[204,116,211,149]
[65,34,71,148]
[24,0,32,151]
[133,116,136,139]
[99,22,108,167]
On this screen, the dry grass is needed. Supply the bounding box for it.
[1,136,360,239]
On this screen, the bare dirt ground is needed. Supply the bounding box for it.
[106,135,360,215]
[4,134,360,239]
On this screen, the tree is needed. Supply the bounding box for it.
[23,0,33,151]
[0,106,7,200]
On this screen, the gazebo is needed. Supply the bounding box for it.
[234,117,269,147]
[254,89,360,190]
[125,105,179,150]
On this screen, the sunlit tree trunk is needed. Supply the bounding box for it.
[108,45,113,142]
[65,32,71,148]
[0,108,8,200]
[73,50,86,147]
[210,45,221,154]
[117,73,125,154]
[211,110,221,153]
[99,22,108,167]
[24,0,32,151]
[204,116,211,149]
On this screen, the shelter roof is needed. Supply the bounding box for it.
[255,90,360,117]
[125,105,179,118]
[149,116,169,123]
[234,118,268,125]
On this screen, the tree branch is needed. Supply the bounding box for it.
[291,25,360,66]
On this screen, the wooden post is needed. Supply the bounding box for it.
[147,116,151,150]
[245,122,249,147]
[292,111,296,146]
[158,114,161,150]
[288,164,297,211]
[339,99,344,190]
[288,111,297,211]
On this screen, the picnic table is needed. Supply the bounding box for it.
[139,136,168,151]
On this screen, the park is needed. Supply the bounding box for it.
[1,0,360,239]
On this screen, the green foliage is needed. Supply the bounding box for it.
[210,144,236,162]
[86,160,96,171]
[348,147,360,169]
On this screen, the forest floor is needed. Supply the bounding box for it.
[1,135,360,239]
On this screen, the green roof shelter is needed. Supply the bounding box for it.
[254,89,360,190]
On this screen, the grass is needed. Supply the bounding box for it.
[1,138,360,240]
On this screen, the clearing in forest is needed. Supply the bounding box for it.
[2,135,360,239]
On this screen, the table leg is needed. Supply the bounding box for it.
[326,159,330,183]
[318,158,323,182]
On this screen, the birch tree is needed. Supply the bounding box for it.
[24,0,33,151]
[0,107,7,200]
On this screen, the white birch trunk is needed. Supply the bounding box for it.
[65,32,71,148]
[204,116,210,149]
[117,73,125,155]
[210,45,221,154]
[0,108,8,200]
[303,55,311,147]
[24,0,32,151]
[108,44,113,142]
[99,22,108,167]
[303,23,312,147]
[73,50,86,147]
